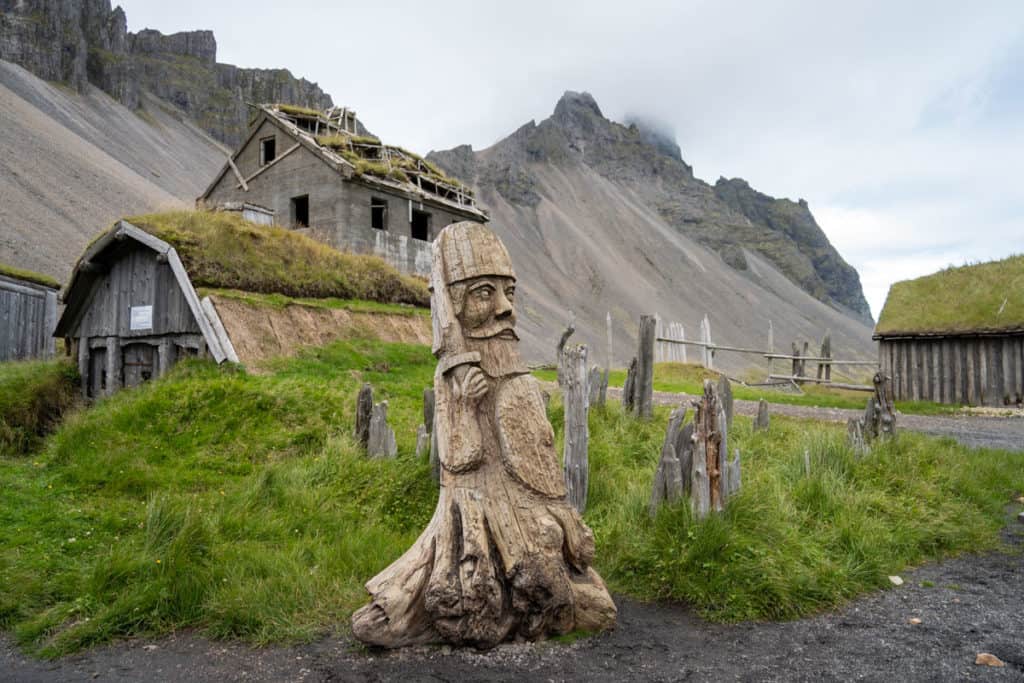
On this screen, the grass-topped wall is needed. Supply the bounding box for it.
[126,211,429,307]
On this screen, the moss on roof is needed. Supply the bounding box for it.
[275,103,323,118]
[124,210,429,308]
[0,262,60,289]
[875,255,1024,336]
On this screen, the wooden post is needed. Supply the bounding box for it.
[606,311,613,372]
[622,357,638,411]
[635,315,656,419]
[415,424,430,459]
[77,338,89,398]
[423,387,435,434]
[367,400,398,458]
[654,313,665,363]
[817,331,832,381]
[791,341,800,379]
[105,336,121,396]
[717,375,734,431]
[690,379,731,519]
[562,344,590,513]
[556,310,576,385]
[649,406,687,516]
[754,398,770,431]
[354,382,373,450]
[588,365,607,407]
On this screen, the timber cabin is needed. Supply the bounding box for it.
[54,221,238,398]
[874,255,1024,407]
[198,104,488,277]
[0,265,59,362]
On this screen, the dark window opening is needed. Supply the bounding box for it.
[411,209,431,241]
[371,197,388,230]
[291,195,310,228]
[260,136,276,165]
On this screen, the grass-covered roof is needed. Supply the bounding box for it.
[126,211,429,308]
[875,255,1024,336]
[0,262,60,289]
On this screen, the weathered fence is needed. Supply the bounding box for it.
[654,314,878,391]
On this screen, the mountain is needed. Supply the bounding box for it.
[0,60,224,280]
[0,0,332,145]
[429,92,875,368]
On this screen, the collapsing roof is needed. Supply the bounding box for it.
[875,254,1024,338]
[238,103,485,218]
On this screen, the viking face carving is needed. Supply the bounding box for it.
[456,276,517,340]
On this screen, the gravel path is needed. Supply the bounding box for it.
[620,387,1024,452]
[3,517,1022,682]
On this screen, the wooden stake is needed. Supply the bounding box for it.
[563,344,590,513]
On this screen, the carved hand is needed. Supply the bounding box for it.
[457,366,489,403]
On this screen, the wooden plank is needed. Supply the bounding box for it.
[979,340,989,406]
[200,297,240,363]
[240,143,301,186]
[166,248,227,363]
[117,221,172,255]
[228,156,249,191]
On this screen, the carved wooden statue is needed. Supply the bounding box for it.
[351,222,616,649]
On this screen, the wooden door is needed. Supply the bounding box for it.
[122,343,155,388]
[88,347,107,398]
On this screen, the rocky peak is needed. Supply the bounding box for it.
[130,29,216,64]
[0,1,333,145]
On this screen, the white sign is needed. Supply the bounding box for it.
[130,305,153,331]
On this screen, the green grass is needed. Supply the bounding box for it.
[275,103,323,118]
[197,288,429,317]
[534,362,962,415]
[1,340,1021,656]
[123,211,429,307]
[876,254,1024,335]
[0,262,60,289]
[0,360,79,457]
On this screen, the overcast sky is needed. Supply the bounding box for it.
[124,0,1023,320]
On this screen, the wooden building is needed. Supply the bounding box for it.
[54,221,238,398]
[874,256,1024,407]
[199,104,487,277]
[0,266,59,362]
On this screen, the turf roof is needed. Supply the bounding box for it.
[875,254,1024,336]
[0,262,60,289]
[124,211,429,308]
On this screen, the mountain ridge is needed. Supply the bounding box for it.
[0,0,332,145]
[430,91,871,324]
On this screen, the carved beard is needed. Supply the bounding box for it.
[463,334,529,379]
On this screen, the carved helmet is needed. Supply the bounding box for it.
[434,221,516,287]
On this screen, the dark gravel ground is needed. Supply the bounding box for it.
[2,514,1021,682]
[3,393,1022,682]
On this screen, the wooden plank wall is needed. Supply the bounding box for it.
[75,244,200,340]
[880,336,1024,407]
[0,275,57,362]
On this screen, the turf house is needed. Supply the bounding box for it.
[874,255,1024,406]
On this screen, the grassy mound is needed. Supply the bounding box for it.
[876,254,1024,335]
[0,263,60,289]
[1,340,1021,656]
[0,360,79,456]
[126,211,429,307]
